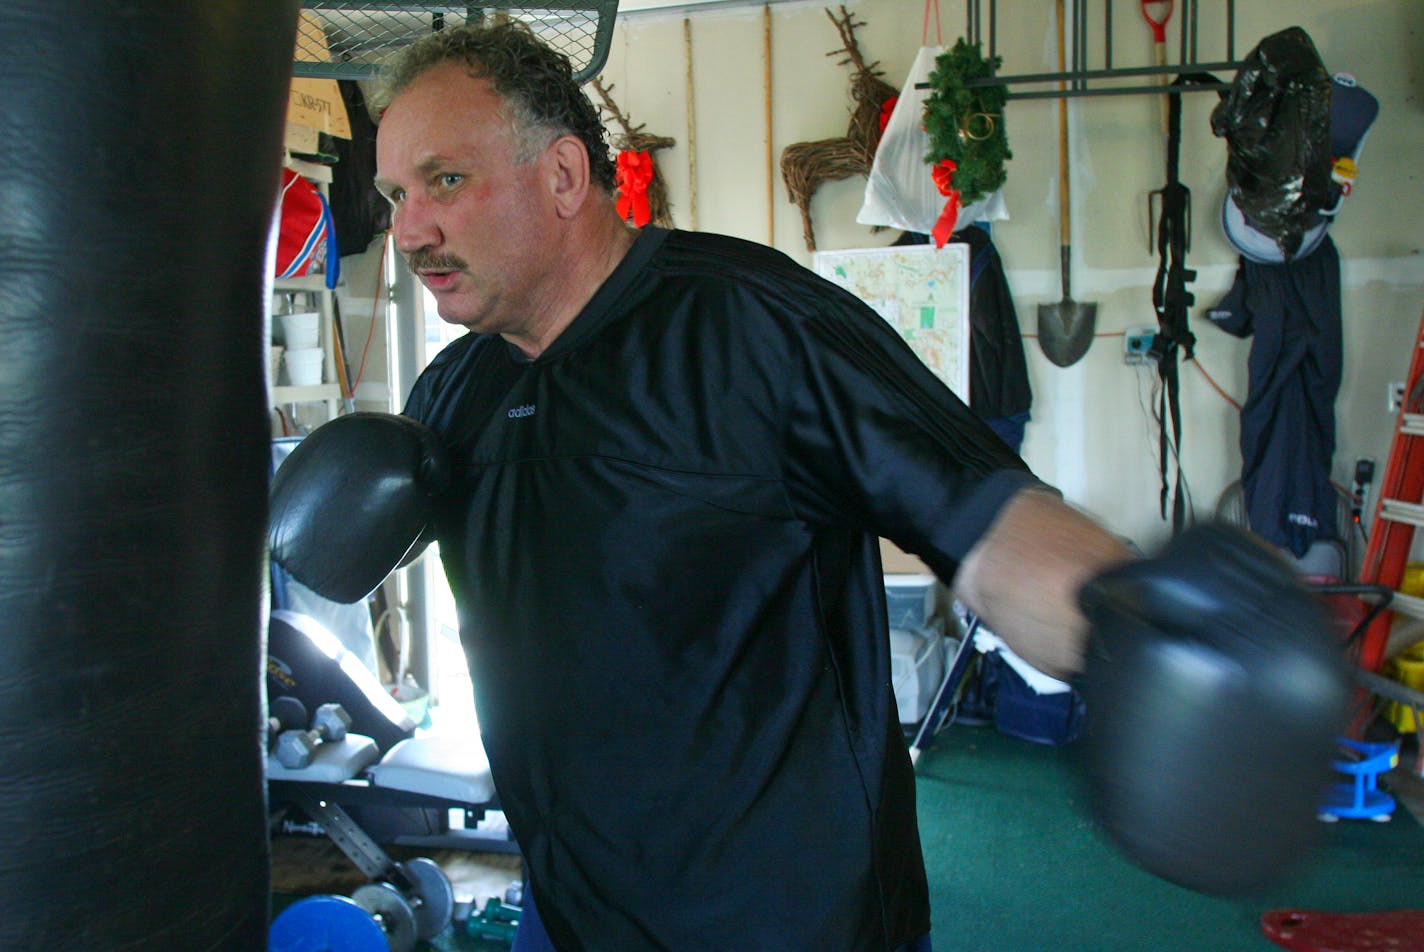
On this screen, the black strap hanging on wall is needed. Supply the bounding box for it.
[1149,72,1222,534]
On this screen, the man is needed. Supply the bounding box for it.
[272,20,1344,952]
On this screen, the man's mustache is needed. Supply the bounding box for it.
[406,251,468,273]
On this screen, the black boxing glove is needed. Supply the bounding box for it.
[1076,522,1350,895]
[269,413,451,603]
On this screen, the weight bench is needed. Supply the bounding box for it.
[267,732,512,947]
[267,739,523,951]
[266,609,517,855]
[267,729,516,855]
[265,612,519,951]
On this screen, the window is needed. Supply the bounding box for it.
[382,242,474,737]
[416,286,474,734]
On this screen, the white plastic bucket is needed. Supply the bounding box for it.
[283,347,324,386]
[280,311,321,349]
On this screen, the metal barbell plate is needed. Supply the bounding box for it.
[267,894,388,952]
[395,857,455,941]
[352,882,417,952]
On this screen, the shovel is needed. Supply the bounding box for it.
[1038,0,1098,367]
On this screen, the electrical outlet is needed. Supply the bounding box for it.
[1388,381,1406,414]
[1354,456,1375,487]
[1124,327,1158,365]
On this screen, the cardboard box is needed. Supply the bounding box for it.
[880,537,930,575]
[284,122,321,155]
[286,12,350,140]
[288,79,350,139]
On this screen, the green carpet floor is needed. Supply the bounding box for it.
[276,724,1424,950]
[915,724,1424,951]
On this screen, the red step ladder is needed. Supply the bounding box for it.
[1356,307,1424,673]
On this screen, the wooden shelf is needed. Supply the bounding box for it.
[274,274,338,293]
[283,153,332,184]
[272,383,342,404]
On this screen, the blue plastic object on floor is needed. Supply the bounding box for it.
[1318,737,1399,822]
[269,895,388,952]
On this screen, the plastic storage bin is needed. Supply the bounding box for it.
[884,574,936,630]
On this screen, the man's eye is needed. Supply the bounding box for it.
[388,189,405,204]
[439,173,463,188]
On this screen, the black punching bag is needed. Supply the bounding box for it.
[0,2,298,947]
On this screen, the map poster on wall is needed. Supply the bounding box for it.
[811,242,971,400]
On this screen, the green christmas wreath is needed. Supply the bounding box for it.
[923,39,1011,205]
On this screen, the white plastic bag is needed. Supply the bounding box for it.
[858,45,1008,235]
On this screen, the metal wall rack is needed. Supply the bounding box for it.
[953,0,1245,100]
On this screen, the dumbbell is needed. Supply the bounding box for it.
[464,897,521,945]
[267,696,309,753]
[269,859,454,952]
[275,702,353,769]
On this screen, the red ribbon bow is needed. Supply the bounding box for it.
[615,150,654,228]
[930,159,960,248]
[878,96,899,135]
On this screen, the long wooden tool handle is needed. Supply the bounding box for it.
[1056,0,1070,248]
[1143,0,1173,134]
[764,4,774,245]
[1155,39,1169,135]
[685,17,698,231]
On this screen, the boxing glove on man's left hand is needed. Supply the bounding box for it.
[269,413,452,603]
[1076,523,1352,896]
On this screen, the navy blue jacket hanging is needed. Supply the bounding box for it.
[1207,237,1342,557]
[894,226,1032,450]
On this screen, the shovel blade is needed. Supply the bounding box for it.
[1037,300,1098,367]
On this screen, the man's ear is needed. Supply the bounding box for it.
[546,134,591,219]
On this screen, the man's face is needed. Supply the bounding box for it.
[376,63,556,336]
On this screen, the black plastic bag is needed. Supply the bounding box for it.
[1210,27,1332,260]
[323,80,391,259]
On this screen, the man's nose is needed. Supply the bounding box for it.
[391,200,440,256]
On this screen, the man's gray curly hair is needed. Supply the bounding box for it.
[375,21,616,193]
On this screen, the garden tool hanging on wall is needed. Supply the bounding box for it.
[1141,0,1173,133]
[1037,0,1097,367]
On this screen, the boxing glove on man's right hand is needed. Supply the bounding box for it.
[269,413,451,603]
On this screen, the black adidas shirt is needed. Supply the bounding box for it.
[404,227,1033,951]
